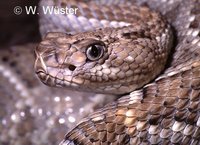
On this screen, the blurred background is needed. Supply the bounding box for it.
[0,0,40,47]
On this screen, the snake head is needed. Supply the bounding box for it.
[35,31,112,92]
[35,23,171,95]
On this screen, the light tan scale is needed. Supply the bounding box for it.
[35,0,200,144]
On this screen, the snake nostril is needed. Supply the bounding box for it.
[68,65,76,71]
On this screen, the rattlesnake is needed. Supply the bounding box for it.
[34,0,200,144]
[0,0,199,145]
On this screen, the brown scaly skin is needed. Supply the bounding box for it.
[35,3,172,95]
[35,0,200,144]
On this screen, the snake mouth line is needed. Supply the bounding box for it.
[36,70,81,88]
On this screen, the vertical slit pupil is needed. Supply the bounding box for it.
[91,45,99,57]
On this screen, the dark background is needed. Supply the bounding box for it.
[0,0,40,47]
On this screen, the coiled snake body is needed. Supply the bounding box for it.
[35,0,200,144]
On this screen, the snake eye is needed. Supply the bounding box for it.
[86,44,104,61]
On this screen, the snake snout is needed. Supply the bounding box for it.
[34,56,48,83]
[36,70,47,82]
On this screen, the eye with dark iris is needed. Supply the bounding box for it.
[86,44,104,61]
